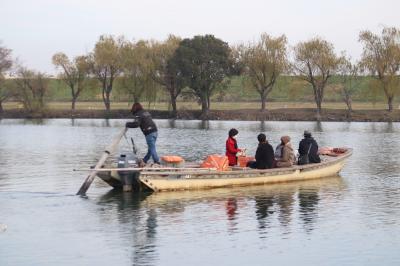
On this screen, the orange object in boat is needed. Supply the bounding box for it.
[333,147,347,154]
[237,156,255,167]
[161,155,184,163]
[200,155,229,171]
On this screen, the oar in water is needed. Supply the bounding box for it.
[76,127,128,196]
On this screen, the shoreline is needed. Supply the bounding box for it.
[1,108,400,122]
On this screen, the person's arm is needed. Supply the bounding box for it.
[125,115,140,128]
[226,139,241,154]
[298,140,305,155]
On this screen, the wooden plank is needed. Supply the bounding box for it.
[76,128,128,195]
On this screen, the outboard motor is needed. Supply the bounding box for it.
[117,152,140,192]
[117,153,138,168]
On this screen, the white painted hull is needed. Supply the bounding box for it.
[138,149,352,192]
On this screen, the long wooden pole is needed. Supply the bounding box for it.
[76,128,128,196]
[73,167,215,172]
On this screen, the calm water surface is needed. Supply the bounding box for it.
[1,119,400,265]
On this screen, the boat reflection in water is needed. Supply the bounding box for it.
[97,176,345,265]
[97,191,158,266]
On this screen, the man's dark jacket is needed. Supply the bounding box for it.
[255,142,275,169]
[126,109,157,136]
[298,136,321,163]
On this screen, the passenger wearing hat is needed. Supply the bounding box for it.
[298,130,321,164]
[276,136,296,168]
[247,133,275,169]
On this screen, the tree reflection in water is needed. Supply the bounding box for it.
[298,187,320,233]
[97,190,158,266]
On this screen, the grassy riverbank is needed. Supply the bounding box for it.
[1,101,400,121]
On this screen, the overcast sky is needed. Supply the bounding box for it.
[1,0,399,73]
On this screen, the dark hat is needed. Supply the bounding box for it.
[304,130,311,137]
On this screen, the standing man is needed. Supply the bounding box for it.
[126,102,160,164]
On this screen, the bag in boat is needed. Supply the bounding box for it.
[298,143,312,165]
[237,156,255,167]
[200,155,229,171]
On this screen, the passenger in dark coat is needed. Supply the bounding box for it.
[126,102,160,164]
[298,130,321,164]
[247,133,275,169]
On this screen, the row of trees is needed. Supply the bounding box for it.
[1,27,399,118]
[0,43,50,113]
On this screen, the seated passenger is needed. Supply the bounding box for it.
[225,128,243,166]
[247,133,275,169]
[298,130,321,165]
[276,136,295,168]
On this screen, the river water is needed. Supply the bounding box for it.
[0,119,399,265]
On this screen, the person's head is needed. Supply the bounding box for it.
[304,130,312,138]
[281,135,291,144]
[131,102,143,114]
[229,128,239,138]
[257,133,266,143]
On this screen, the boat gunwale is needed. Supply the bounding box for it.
[139,148,353,177]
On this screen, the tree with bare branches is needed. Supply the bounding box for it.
[52,53,90,110]
[236,33,288,111]
[14,67,48,112]
[119,39,159,104]
[359,27,400,112]
[89,35,123,111]
[0,43,13,113]
[293,37,341,119]
[335,56,362,117]
[151,35,183,117]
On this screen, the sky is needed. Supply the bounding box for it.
[0,0,399,74]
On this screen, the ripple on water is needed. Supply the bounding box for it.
[1,120,400,265]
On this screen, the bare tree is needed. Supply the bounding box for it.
[0,43,13,113]
[14,67,48,112]
[236,33,288,111]
[52,53,90,110]
[89,35,123,111]
[359,27,400,112]
[332,55,362,118]
[293,37,341,119]
[119,39,159,104]
[151,35,182,117]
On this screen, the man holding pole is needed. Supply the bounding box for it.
[125,102,160,165]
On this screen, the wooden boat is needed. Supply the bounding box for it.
[96,148,352,192]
